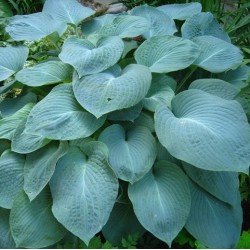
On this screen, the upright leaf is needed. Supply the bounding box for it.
[99,124,157,183]
[155,89,250,172]
[128,161,191,246]
[0,46,28,81]
[50,143,119,245]
[10,189,66,248]
[135,35,200,73]
[25,84,106,140]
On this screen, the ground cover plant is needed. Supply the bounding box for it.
[0,0,250,248]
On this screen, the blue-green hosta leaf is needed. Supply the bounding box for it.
[155,89,250,172]
[50,142,119,245]
[185,180,242,248]
[0,46,29,81]
[122,40,138,58]
[0,103,34,140]
[73,64,152,118]
[102,202,145,246]
[157,2,202,20]
[182,12,230,42]
[130,5,177,38]
[59,36,124,77]
[24,141,68,201]
[99,15,149,38]
[128,161,191,246]
[16,61,72,87]
[0,151,25,209]
[193,35,243,73]
[43,0,95,26]
[189,78,240,99]
[0,92,36,117]
[25,84,105,140]
[129,111,155,133]
[5,12,66,41]
[156,141,177,164]
[135,35,200,73]
[10,188,66,248]
[152,73,177,91]
[99,124,157,183]
[0,208,15,248]
[183,162,239,206]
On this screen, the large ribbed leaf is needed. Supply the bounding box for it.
[59,36,124,77]
[185,180,242,248]
[157,2,202,20]
[182,12,230,42]
[189,78,240,100]
[24,141,68,201]
[135,35,200,73]
[50,142,118,245]
[0,151,25,209]
[130,5,177,38]
[24,84,105,140]
[155,89,250,172]
[43,0,95,25]
[0,103,34,140]
[0,208,15,248]
[99,124,157,183]
[183,162,239,206]
[73,64,152,118]
[5,12,66,41]
[10,188,66,248]
[16,61,72,87]
[99,15,149,38]
[128,161,191,246]
[0,46,28,81]
[193,35,243,73]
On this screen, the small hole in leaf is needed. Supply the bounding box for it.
[107,98,112,101]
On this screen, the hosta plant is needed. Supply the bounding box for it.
[0,0,250,248]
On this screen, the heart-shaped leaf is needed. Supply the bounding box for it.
[128,161,191,246]
[155,89,250,172]
[50,142,119,245]
[0,46,29,81]
[59,36,124,77]
[25,84,106,140]
[99,124,157,183]
[73,64,152,118]
[16,61,72,87]
[135,35,200,73]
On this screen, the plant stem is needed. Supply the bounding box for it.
[176,66,197,93]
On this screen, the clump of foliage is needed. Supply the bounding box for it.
[0,0,250,249]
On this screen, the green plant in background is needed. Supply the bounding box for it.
[0,0,250,249]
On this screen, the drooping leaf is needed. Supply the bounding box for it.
[0,103,34,140]
[193,35,243,73]
[157,2,202,20]
[0,151,25,209]
[0,46,29,81]
[189,78,240,100]
[185,180,242,248]
[24,141,68,201]
[99,124,157,183]
[5,12,66,41]
[99,15,150,38]
[43,0,95,26]
[130,5,177,38]
[16,61,73,87]
[128,161,191,246]
[59,36,124,77]
[183,162,239,206]
[181,12,230,42]
[50,142,119,245]
[73,64,152,118]
[102,202,145,246]
[155,89,250,172]
[135,35,200,73]
[24,84,106,140]
[10,188,66,248]
[0,208,16,248]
